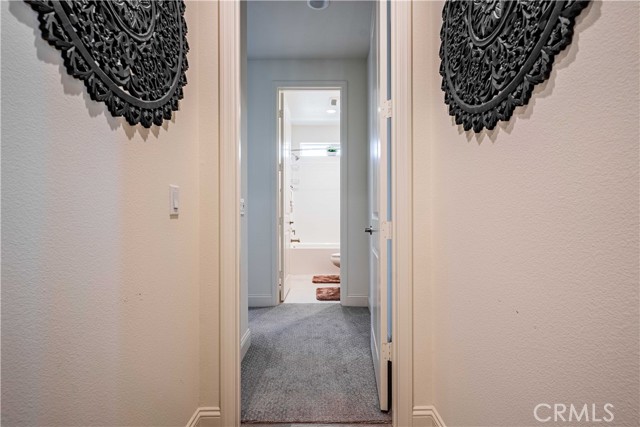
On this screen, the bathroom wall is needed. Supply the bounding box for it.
[247,59,369,307]
[292,125,340,145]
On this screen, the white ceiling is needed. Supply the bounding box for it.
[284,90,341,125]
[247,1,374,59]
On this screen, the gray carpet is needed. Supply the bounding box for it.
[241,304,391,424]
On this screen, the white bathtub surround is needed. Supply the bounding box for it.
[287,122,341,276]
[289,243,340,275]
[290,154,340,244]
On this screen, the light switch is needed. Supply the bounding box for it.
[170,185,179,216]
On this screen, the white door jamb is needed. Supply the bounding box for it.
[390,1,413,426]
[220,0,242,425]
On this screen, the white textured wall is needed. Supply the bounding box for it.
[247,59,369,307]
[196,0,221,411]
[1,1,219,425]
[412,1,640,426]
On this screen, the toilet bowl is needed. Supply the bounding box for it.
[330,253,340,268]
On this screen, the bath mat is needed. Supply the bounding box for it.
[316,287,340,301]
[312,274,340,284]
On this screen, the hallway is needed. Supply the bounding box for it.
[2,0,639,425]
[241,304,391,424]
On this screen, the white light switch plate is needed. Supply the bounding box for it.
[170,185,179,216]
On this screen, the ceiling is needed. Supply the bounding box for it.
[247,1,374,60]
[284,90,341,125]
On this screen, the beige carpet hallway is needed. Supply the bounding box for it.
[241,304,391,424]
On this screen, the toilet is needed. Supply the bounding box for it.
[330,253,340,268]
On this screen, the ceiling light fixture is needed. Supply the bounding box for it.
[307,0,330,11]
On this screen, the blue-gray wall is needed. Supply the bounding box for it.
[247,59,369,307]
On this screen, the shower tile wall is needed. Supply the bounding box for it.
[290,124,340,245]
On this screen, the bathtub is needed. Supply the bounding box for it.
[289,242,340,275]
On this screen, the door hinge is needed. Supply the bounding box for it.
[278,109,284,119]
[381,221,393,239]
[382,341,392,362]
[381,99,392,119]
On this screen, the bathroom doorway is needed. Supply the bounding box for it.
[278,88,343,304]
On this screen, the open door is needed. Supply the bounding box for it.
[278,91,293,302]
[368,0,391,412]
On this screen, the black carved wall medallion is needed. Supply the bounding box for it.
[26,0,189,128]
[439,0,589,133]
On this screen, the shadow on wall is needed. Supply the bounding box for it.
[8,0,178,141]
[443,0,602,145]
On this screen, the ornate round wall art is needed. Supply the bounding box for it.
[439,0,589,133]
[26,0,189,128]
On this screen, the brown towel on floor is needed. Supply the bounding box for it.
[316,287,340,301]
[312,274,340,284]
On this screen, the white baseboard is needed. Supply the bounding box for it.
[413,406,446,427]
[341,295,368,307]
[186,407,221,427]
[248,294,276,307]
[240,328,251,361]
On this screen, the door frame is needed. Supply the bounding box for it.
[219,1,413,425]
[276,85,347,305]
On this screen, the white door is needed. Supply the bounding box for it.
[278,91,293,302]
[369,0,391,412]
